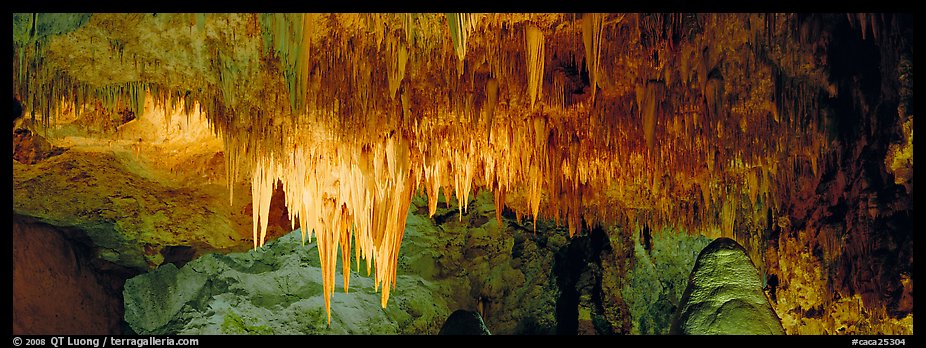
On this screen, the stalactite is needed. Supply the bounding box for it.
[445,13,481,65]
[639,80,665,153]
[387,33,408,100]
[525,25,545,110]
[582,13,605,103]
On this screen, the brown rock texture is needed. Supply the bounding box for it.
[12,215,136,335]
[12,128,65,164]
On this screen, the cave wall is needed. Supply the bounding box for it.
[824,14,913,316]
[765,14,914,334]
[12,214,137,335]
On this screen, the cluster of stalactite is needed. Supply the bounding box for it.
[14,13,899,324]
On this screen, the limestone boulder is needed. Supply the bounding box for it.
[671,238,785,335]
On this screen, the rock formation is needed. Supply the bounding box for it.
[671,238,785,335]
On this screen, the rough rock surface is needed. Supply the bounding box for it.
[13,149,256,270]
[671,238,785,335]
[438,310,491,335]
[410,191,562,334]
[618,228,713,334]
[13,215,135,335]
[123,191,562,334]
[123,229,452,334]
[13,128,66,164]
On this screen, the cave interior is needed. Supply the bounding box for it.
[10,12,914,335]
